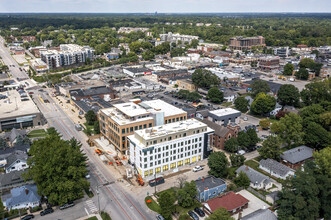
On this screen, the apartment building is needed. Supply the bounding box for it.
[98,100,187,154]
[40,44,94,70]
[159,32,199,44]
[229,36,266,50]
[128,119,214,178]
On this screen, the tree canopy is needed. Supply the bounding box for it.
[277,84,300,107]
[234,96,249,113]
[207,87,224,104]
[192,69,219,89]
[234,171,250,188]
[206,207,234,220]
[250,93,276,116]
[283,63,295,76]
[251,79,270,97]
[177,181,198,208]
[208,152,229,178]
[24,128,89,205]
[258,135,282,161]
[159,191,176,220]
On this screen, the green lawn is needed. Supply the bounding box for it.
[101,211,112,220]
[85,217,98,220]
[145,196,161,213]
[27,129,47,138]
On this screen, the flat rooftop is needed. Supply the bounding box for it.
[129,118,213,144]
[101,99,186,125]
[0,90,40,119]
[209,108,240,117]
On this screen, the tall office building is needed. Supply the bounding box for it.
[98,100,187,154]
[128,119,214,178]
[229,36,266,51]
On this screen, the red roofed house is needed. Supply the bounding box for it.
[203,191,249,216]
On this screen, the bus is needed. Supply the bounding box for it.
[149,177,165,187]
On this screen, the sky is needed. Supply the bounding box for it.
[0,0,330,13]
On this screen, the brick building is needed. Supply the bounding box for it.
[229,36,266,51]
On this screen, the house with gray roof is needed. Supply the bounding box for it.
[241,208,277,220]
[0,128,27,146]
[0,170,33,191]
[236,165,273,190]
[259,158,295,180]
[3,184,41,210]
[280,145,313,169]
[195,176,227,202]
[4,151,28,174]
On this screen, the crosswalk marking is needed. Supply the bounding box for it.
[86,200,98,213]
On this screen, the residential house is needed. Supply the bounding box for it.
[259,158,295,180]
[4,151,28,174]
[196,110,209,120]
[0,170,33,191]
[202,119,239,150]
[203,191,249,216]
[266,191,279,205]
[236,165,273,190]
[2,184,41,210]
[280,145,313,169]
[0,128,27,146]
[240,208,277,220]
[195,176,227,202]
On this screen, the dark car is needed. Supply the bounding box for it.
[194,207,205,217]
[59,201,75,210]
[22,214,34,220]
[188,210,199,220]
[40,208,53,216]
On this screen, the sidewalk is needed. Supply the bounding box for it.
[76,213,102,220]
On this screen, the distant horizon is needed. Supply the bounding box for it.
[0,12,330,14]
[0,0,330,14]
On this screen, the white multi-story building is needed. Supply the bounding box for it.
[128,119,214,179]
[159,32,199,44]
[40,44,94,70]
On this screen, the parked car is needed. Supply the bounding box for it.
[192,166,203,172]
[22,214,34,220]
[194,207,205,217]
[85,174,91,179]
[59,201,75,210]
[237,150,246,155]
[243,116,248,121]
[156,214,165,220]
[188,210,199,220]
[40,208,53,216]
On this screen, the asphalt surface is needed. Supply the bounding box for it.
[0,37,29,80]
[30,89,154,220]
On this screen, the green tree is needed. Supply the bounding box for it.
[0,137,8,149]
[159,191,176,220]
[258,135,282,161]
[129,41,142,53]
[187,92,202,102]
[234,96,249,113]
[142,50,155,60]
[237,131,250,148]
[190,39,199,49]
[295,68,309,80]
[259,119,270,130]
[94,121,100,134]
[177,181,197,208]
[313,147,331,177]
[247,128,259,146]
[15,135,24,146]
[192,68,219,89]
[272,113,304,147]
[299,58,315,69]
[300,79,331,105]
[208,152,229,178]
[230,154,245,167]
[24,129,89,205]
[303,122,331,150]
[250,93,276,116]
[277,162,321,220]
[283,63,295,76]
[224,137,239,153]
[277,84,300,107]
[207,87,224,104]
[206,207,234,220]
[251,79,270,97]
[234,171,250,188]
[85,110,96,125]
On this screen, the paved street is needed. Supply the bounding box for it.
[30,89,154,220]
[0,36,29,80]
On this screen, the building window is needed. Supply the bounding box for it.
[144,124,147,128]
[172,118,175,122]
[139,125,142,129]
[185,158,190,165]
[180,116,183,120]
[126,128,129,133]
[135,126,138,130]
[170,162,176,169]
[144,171,149,176]
[149,169,153,175]
[176,117,179,121]
[155,167,161,173]
[149,123,152,127]
[163,165,169,171]
[177,161,183,167]
[144,164,147,168]
[150,162,153,167]
[122,129,125,134]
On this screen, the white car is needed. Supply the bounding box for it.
[193,166,204,172]
[243,116,248,121]
[237,150,246,155]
